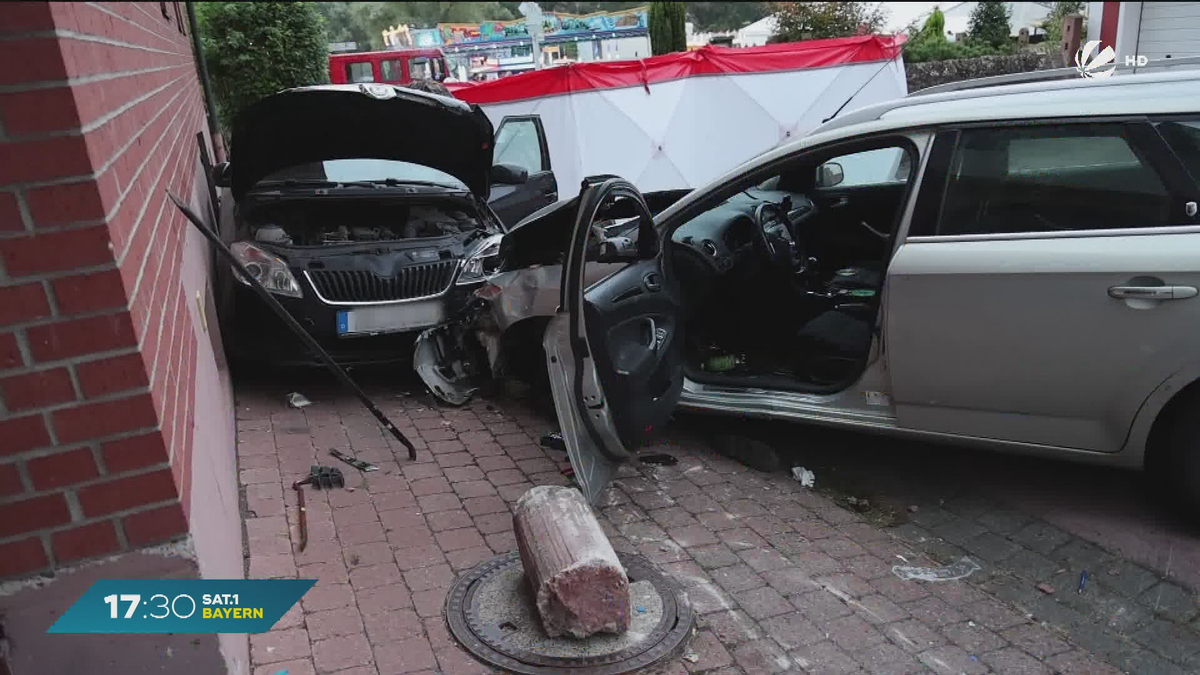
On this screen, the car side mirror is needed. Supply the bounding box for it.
[816,162,844,188]
[491,163,529,185]
[212,162,232,189]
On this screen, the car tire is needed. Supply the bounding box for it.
[1164,395,1200,519]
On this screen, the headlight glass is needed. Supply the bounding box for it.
[457,234,503,285]
[231,242,302,298]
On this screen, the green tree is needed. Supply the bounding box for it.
[649,2,687,55]
[769,2,887,43]
[1041,1,1086,48]
[315,2,519,51]
[196,2,328,134]
[904,6,996,63]
[687,2,770,32]
[968,0,1011,49]
[314,2,373,48]
[537,2,645,14]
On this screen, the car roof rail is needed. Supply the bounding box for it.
[909,54,1200,97]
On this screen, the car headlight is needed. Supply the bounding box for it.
[457,234,503,285]
[231,242,302,298]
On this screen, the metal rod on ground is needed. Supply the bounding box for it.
[166,191,418,460]
[293,479,309,551]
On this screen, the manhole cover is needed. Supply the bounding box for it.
[445,551,694,674]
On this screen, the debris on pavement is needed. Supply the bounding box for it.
[907,505,919,513]
[792,466,816,488]
[329,449,379,472]
[1078,570,1089,593]
[638,453,678,466]
[292,465,345,552]
[286,392,311,408]
[847,496,871,512]
[540,431,567,452]
[1037,582,1056,595]
[304,465,345,490]
[892,557,982,582]
[682,653,700,663]
[513,485,630,638]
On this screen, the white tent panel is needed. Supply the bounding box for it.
[459,38,908,199]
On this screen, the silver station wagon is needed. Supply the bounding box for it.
[424,69,1200,514]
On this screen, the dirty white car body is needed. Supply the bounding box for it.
[420,70,1200,512]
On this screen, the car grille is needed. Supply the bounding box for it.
[307,261,458,303]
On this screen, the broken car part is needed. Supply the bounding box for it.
[168,191,418,460]
[540,432,567,452]
[329,449,378,472]
[413,321,488,405]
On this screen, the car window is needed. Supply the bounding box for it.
[1156,119,1200,183]
[380,59,404,82]
[409,57,433,81]
[818,147,909,188]
[345,61,374,83]
[261,160,465,189]
[493,119,546,174]
[937,124,1172,235]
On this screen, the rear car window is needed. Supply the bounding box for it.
[937,124,1172,235]
[345,61,374,83]
[1156,119,1200,183]
[381,59,404,82]
[409,57,433,81]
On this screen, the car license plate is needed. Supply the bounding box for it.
[336,300,444,337]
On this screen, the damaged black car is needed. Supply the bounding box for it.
[210,84,557,366]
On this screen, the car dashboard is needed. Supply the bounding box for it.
[670,189,813,274]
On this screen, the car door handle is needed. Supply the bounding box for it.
[1108,285,1198,300]
[645,317,659,350]
[830,197,849,209]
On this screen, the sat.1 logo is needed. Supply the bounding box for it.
[1075,40,1117,79]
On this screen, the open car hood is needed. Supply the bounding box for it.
[230,85,494,200]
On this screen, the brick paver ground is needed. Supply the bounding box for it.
[236,378,1132,674]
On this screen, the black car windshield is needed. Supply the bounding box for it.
[260,159,467,190]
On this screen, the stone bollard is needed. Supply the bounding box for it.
[513,485,630,638]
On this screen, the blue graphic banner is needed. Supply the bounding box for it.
[47,579,316,634]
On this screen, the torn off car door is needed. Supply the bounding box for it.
[544,178,686,503]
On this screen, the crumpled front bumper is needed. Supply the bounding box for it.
[413,262,625,403]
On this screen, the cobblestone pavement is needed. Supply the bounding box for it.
[236,376,1177,674]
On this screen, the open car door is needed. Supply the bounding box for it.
[543,178,686,503]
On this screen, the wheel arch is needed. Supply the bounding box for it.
[1144,374,1200,475]
[1132,365,1200,470]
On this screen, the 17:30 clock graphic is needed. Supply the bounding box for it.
[49,580,314,634]
[103,593,199,620]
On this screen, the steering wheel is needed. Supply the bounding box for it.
[753,202,804,273]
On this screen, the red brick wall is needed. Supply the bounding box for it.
[0,2,213,580]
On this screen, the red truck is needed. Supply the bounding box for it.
[328,48,450,85]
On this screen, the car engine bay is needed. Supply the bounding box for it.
[240,197,491,247]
